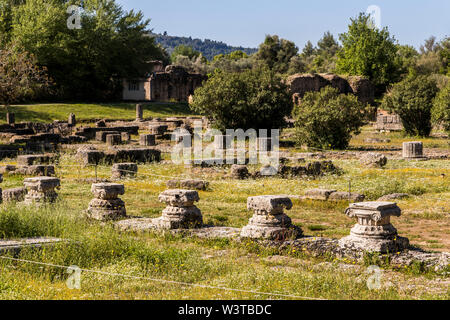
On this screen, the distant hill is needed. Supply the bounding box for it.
[151,33,258,61]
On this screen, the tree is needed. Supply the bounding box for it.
[190,68,292,131]
[317,31,340,56]
[432,83,450,133]
[336,13,401,93]
[255,35,298,74]
[302,41,316,57]
[7,0,165,100]
[293,86,366,150]
[0,43,51,109]
[381,75,439,137]
[171,44,201,62]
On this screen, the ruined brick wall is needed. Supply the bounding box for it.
[287,73,375,105]
[149,66,206,102]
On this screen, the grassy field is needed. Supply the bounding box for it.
[0,104,448,300]
[0,102,193,123]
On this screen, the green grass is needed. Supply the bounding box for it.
[0,102,194,123]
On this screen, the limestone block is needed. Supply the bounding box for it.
[328,192,366,202]
[139,134,156,146]
[95,131,120,142]
[23,177,60,205]
[359,152,387,168]
[91,183,125,200]
[158,189,200,207]
[106,134,122,146]
[230,165,249,179]
[111,163,138,180]
[403,142,425,159]
[166,179,209,191]
[2,187,27,203]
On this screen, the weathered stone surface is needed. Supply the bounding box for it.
[403,142,426,159]
[158,189,200,207]
[121,132,131,142]
[96,120,107,128]
[139,134,156,146]
[68,113,76,126]
[77,147,161,166]
[0,237,62,254]
[2,187,27,203]
[149,124,168,135]
[0,165,16,174]
[6,112,15,125]
[166,179,209,191]
[23,177,60,205]
[230,165,249,179]
[136,104,143,121]
[359,152,388,168]
[241,195,301,240]
[106,134,122,146]
[153,189,203,229]
[375,113,403,131]
[303,189,337,201]
[15,165,55,176]
[111,163,138,180]
[377,193,410,201]
[339,202,409,253]
[17,154,53,166]
[328,192,366,202]
[87,183,126,221]
[91,183,125,200]
[95,131,120,142]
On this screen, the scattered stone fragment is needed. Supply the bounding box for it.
[87,183,126,221]
[328,192,366,202]
[6,112,15,125]
[359,152,388,168]
[111,163,138,180]
[15,165,55,176]
[339,201,409,253]
[303,189,337,201]
[0,165,17,174]
[2,187,27,203]
[96,120,107,128]
[136,104,143,122]
[230,165,249,179]
[149,124,168,136]
[166,179,209,191]
[139,134,156,146]
[23,177,60,205]
[153,189,203,229]
[241,195,302,240]
[377,193,410,201]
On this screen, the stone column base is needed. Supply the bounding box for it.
[338,235,409,253]
[87,198,126,221]
[240,224,301,241]
[152,206,203,230]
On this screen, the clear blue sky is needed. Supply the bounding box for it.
[116,0,449,49]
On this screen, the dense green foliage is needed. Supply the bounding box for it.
[0,43,51,107]
[293,86,365,150]
[0,0,166,100]
[336,13,401,93]
[432,83,450,133]
[255,35,298,74]
[170,44,202,62]
[382,75,439,137]
[190,68,292,131]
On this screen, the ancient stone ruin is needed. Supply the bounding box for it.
[359,152,388,168]
[2,187,27,203]
[403,142,426,159]
[302,189,365,202]
[241,195,301,240]
[106,134,122,146]
[287,73,375,105]
[87,183,127,221]
[153,189,203,229]
[136,104,143,122]
[111,163,138,180]
[339,201,409,253]
[166,179,209,191]
[139,134,156,146]
[375,113,403,131]
[23,177,60,205]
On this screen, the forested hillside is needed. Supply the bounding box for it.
[151,33,257,60]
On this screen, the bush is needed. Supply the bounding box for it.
[190,68,292,131]
[293,86,366,150]
[432,83,450,133]
[382,75,439,137]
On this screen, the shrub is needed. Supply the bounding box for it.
[293,86,366,150]
[190,67,292,131]
[432,83,450,133]
[382,75,439,137]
